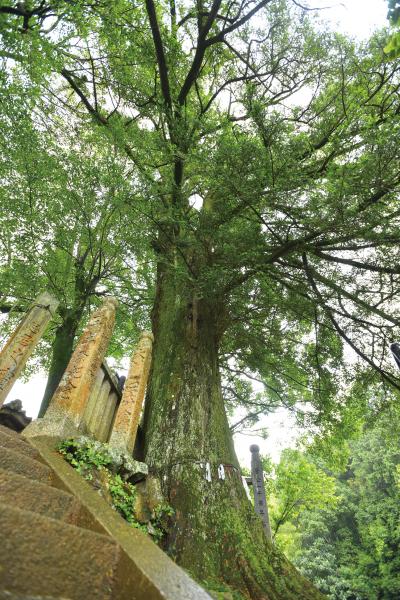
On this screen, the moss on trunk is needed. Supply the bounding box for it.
[142,264,324,599]
[38,313,80,417]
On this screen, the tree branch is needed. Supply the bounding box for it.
[145,0,172,110]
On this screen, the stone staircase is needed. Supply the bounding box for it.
[0,425,210,600]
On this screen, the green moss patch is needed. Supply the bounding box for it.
[58,438,173,541]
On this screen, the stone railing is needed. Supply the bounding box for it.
[0,294,153,455]
[82,359,123,443]
[0,292,59,408]
[0,294,212,600]
[24,298,153,456]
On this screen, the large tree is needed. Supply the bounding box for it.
[1,1,400,597]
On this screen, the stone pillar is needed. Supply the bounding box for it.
[0,292,59,408]
[23,298,117,439]
[250,444,272,540]
[108,331,153,454]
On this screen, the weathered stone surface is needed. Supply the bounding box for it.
[0,399,31,432]
[0,446,54,485]
[97,391,118,442]
[0,467,82,524]
[250,444,272,540]
[0,591,70,600]
[109,331,153,454]
[73,436,148,482]
[0,293,59,407]
[0,502,119,599]
[81,366,104,431]
[0,423,27,441]
[134,475,164,523]
[0,419,211,600]
[23,298,118,440]
[87,379,111,439]
[0,426,42,461]
[30,436,212,600]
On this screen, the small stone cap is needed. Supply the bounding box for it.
[35,291,59,315]
[4,399,23,411]
[103,297,119,309]
[140,330,154,342]
[250,444,260,453]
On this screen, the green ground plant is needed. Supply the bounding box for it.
[58,438,173,541]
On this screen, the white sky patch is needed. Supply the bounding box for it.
[234,409,300,467]
[307,0,388,39]
[189,194,204,210]
[10,372,47,419]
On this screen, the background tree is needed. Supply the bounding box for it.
[270,449,338,539]
[287,403,400,600]
[0,82,152,413]
[385,0,400,58]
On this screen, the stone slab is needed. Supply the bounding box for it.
[0,446,54,485]
[0,502,119,599]
[0,424,31,443]
[0,428,43,462]
[0,467,82,525]
[22,414,80,440]
[0,292,59,407]
[108,332,153,455]
[101,359,122,399]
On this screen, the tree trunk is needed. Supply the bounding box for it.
[142,263,324,600]
[38,313,79,417]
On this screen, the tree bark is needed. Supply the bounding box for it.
[38,311,81,417]
[142,262,324,599]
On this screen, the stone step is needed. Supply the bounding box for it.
[0,427,43,462]
[0,502,120,599]
[0,591,67,600]
[0,468,83,525]
[0,424,31,443]
[0,446,54,485]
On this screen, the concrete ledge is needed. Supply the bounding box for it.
[30,437,211,600]
[22,414,81,440]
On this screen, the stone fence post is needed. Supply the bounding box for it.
[250,444,272,540]
[0,292,59,408]
[24,297,117,439]
[108,331,153,454]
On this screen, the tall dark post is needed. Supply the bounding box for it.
[250,444,272,540]
[390,343,400,370]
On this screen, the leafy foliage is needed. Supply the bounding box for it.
[58,438,173,540]
[1,0,400,593]
[270,449,338,539]
[273,409,400,599]
[385,1,400,58]
[1,0,400,434]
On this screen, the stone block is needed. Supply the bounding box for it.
[0,502,119,599]
[0,446,54,485]
[0,467,82,524]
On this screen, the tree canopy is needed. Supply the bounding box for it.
[275,406,400,599]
